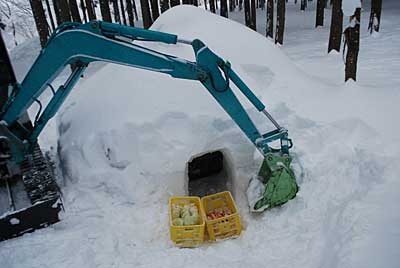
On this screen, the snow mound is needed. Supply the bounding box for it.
[2,5,400,268]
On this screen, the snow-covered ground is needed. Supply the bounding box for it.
[1,1,400,268]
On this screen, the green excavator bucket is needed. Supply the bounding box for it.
[247,152,298,212]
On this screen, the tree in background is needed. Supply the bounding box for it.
[69,0,82,23]
[160,0,170,13]
[53,0,72,24]
[111,0,121,23]
[275,0,285,45]
[244,0,251,28]
[315,0,324,27]
[344,8,361,81]
[220,0,228,17]
[99,0,112,22]
[368,0,382,34]
[29,0,49,47]
[328,0,342,53]
[150,0,160,21]
[80,0,88,23]
[209,0,216,13]
[300,0,307,11]
[44,0,56,31]
[120,0,127,25]
[170,0,180,8]
[140,0,152,28]
[250,0,256,30]
[85,0,97,21]
[126,0,136,25]
[266,0,273,38]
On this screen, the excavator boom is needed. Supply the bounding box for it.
[0,21,298,241]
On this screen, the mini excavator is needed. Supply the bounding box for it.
[0,21,298,241]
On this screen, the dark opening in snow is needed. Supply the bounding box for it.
[187,150,233,197]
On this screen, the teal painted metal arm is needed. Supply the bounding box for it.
[0,21,290,159]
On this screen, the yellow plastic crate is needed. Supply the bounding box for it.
[169,196,205,248]
[201,191,241,241]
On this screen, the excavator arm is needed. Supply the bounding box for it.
[0,21,297,241]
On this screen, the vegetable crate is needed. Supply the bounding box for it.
[169,196,205,248]
[201,191,241,241]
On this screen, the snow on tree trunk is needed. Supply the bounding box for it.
[85,0,97,21]
[315,0,324,27]
[250,0,256,30]
[120,0,127,25]
[30,0,49,48]
[100,0,112,22]
[69,0,82,23]
[140,0,153,28]
[244,0,251,28]
[328,0,343,53]
[80,0,88,23]
[126,0,136,25]
[368,0,382,34]
[111,0,121,23]
[220,0,228,17]
[150,0,160,21]
[266,0,273,38]
[275,0,285,45]
[44,0,56,31]
[160,0,170,13]
[344,7,360,81]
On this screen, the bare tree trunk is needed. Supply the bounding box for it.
[170,0,180,7]
[69,0,82,23]
[100,0,112,22]
[30,0,50,47]
[126,0,135,25]
[315,0,324,27]
[300,0,307,10]
[328,0,342,53]
[266,0,273,38]
[244,0,251,27]
[80,0,88,23]
[220,0,228,17]
[120,0,127,25]
[368,0,382,34]
[239,0,243,10]
[229,0,235,11]
[250,0,256,30]
[85,0,97,20]
[344,8,361,81]
[44,0,56,31]
[182,0,191,4]
[55,0,72,24]
[275,0,285,45]
[140,0,153,28]
[150,0,160,21]
[193,0,198,6]
[111,0,121,23]
[132,0,139,20]
[160,0,170,12]
[210,0,216,13]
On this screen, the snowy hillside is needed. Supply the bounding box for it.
[1,4,400,268]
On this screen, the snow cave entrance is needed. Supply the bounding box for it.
[186,150,234,197]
